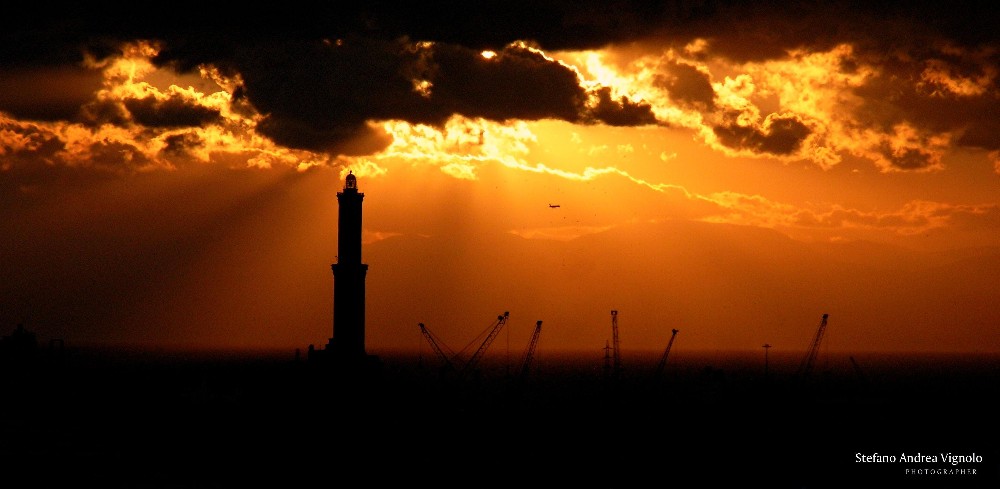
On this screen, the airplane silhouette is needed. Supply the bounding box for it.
[548,204,560,208]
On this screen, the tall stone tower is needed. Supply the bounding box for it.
[328,171,368,359]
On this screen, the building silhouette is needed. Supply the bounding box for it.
[309,171,379,371]
[0,323,38,362]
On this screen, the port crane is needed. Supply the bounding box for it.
[518,320,543,380]
[460,311,510,375]
[603,340,612,378]
[611,310,622,378]
[418,322,456,373]
[654,328,679,378]
[422,312,544,382]
[796,313,829,380]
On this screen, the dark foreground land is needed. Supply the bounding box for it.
[2,347,998,488]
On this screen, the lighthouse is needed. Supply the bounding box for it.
[329,170,368,358]
[310,171,378,370]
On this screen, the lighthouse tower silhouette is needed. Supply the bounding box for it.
[309,170,379,371]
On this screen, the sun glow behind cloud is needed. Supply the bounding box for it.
[0,41,343,176]
[2,37,997,249]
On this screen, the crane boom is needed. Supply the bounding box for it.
[418,322,455,372]
[797,313,829,380]
[611,310,621,378]
[518,320,543,380]
[654,329,679,377]
[603,340,612,378]
[461,311,510,374]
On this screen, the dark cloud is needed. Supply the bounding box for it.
[160,133,204,158]
[713,113,811,155]
[0,67,103,121]
[233,39,593,153]
[877,145,937,171]
[956,118,1000,150]
[655,60,715,110]
[430,43,587,122]
[6,1,999,67]
[850,54,1000,156]
[2,0,998,159]
[640,1,1000,64]
[586,87,658,126]
[232,38,426,154]
[0,120,67,176]
[80,100,131,127]
[257,117,394,156]
[84,139,157,173]
[123,96,223,128]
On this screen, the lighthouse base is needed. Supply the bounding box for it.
[306,342,382,377]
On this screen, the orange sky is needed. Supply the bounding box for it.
[2,3,999,357]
